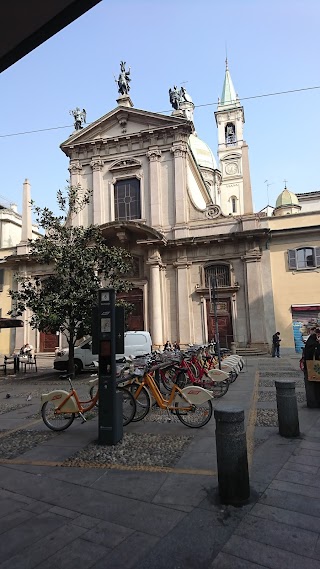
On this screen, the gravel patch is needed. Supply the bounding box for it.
[63,432,192,468]
[258,390,306,403]
[260,371,302,378]
[0,430,56,459]
[259,379,305,388]
[255,409,278,427]
[0,402,33,415]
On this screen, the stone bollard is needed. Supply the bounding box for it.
[230,342,237,355]
[275,380,300,437]
[214,406,250,505]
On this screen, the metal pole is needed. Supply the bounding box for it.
[211,277,222,370]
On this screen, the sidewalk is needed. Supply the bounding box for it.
[0,355,320,568]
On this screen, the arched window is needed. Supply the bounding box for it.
[225,123,236,145]
[114,178,141,221]
[231,196,237,213]
[205,265,230,288]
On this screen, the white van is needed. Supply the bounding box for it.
[54,331,152,374]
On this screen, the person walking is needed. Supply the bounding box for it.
[272,332,281,357]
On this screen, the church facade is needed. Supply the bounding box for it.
[58,63,273,350]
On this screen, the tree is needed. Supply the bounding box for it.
[9,186,132,376]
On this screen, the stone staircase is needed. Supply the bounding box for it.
[235,346,270,356]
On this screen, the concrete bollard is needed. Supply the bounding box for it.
[214,406,250,505]
[275,380,300,438]
[230,342,237,355]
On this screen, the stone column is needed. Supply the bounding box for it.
[90,158,104,225]
[17,179,32,255]
[68,160,82,226]
[171,142,188,239]
[147,254,163,348]
[242,250,266,345]
[174,258,192,346]
[146,148,162,228]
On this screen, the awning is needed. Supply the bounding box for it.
[0,318,24,329]
[291,305,320,312]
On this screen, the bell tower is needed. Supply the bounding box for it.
[215,60,253,215]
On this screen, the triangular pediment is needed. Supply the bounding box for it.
[60,106,192,152]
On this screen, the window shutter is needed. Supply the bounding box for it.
[0,269,4,291]
[315,247,320,268]
[288,249,297,270]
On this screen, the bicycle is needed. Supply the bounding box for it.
[124,363,215,428]
[41,374,136,431]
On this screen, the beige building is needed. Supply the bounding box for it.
[263,187,320,354]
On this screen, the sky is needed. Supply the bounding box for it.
[1,0,320,219]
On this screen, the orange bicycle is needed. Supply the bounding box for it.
[41,374,136,431]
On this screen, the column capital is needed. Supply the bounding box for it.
[171,142,188,158]
[146,148,162,162]
[241,248,261,263]
[90,158,104,171]
[173,260,192,269]
[68,160,82,173]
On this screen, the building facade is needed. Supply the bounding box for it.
[58,64,272,350]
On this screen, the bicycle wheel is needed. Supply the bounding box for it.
[41,401,75,431]
[227,370,238,383]
[129,383,151,422]
[117,387,136,426]
[161,368,177,392]
[176,371,189,389]
[176,399,213,428]
[206,378,229,398]
[189,362,200,378]
[89,384,98,406]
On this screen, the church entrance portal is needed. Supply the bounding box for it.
[117,288,144,331]
[206,298,233,348]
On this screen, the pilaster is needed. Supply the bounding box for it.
[173,258,192,346]
[242,249,267,344]
[146,148,162,228]
[90,158,104,225]
[68,160,83,226]
[147,251,163,347]
[171,142,189,239]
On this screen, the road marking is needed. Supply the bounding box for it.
[246,369,259,469]
[0,457,216,476]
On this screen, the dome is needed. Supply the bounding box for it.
[275,189,299,208]
[189,133,217,170]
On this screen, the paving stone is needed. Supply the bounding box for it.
[0,508,35,536]
[223,534,320,569]
[81,519,134,547]
[260,488,320,518]
[71,514,101,529]
[251,503,320,534]
[211,552,266,568]
[276,466,320,488]
[35,536,110,569]
[282,461,319,474]
[0,512,67,563]
[0,523,86,569]
[235,513,318,557]
[289,453,320,467]
[301,440,320,451]
[270,479,320,499]
[49,505,80,519]
[91,469,168,502]
[92,531,160,569]
[152,473,211,507]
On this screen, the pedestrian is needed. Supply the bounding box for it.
[272,332,281,358]
[164,340,172,351]
[173,341,180,351]
[304,327,320,362]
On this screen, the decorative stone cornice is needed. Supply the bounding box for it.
[90,158,104,171]
[173,260,192,269]
[109,158,141,171]
[68,160,82,173]
[146,148,162,162]
[241,247,262,262]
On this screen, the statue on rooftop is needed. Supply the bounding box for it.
[70,107,86,131]
[169,85,193,110]
[116,61,131,95]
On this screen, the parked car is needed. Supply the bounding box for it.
[54,331,152,374]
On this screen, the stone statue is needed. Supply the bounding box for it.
[69,107,86,131]
[169,85,183,110]
[169,85,193,110]
[116,61,131,95]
